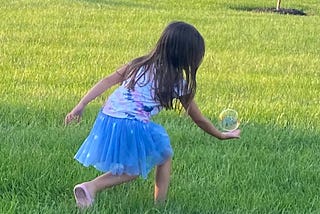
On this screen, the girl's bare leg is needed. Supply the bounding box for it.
[154,158,172,204]
[74,172,137,207]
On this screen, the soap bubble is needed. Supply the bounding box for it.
[219,109,240,131]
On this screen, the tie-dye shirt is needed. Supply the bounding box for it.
[102,67,160,122]
[103,67,186,123]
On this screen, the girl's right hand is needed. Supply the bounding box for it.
[65,103,85,125]
[221,129,241,140]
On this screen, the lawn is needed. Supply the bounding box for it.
[0,0,319,213]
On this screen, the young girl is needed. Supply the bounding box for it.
[65,21,240,208]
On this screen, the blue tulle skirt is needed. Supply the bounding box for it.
[74,110,173,179]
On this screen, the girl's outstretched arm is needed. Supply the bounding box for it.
[181,99,241,140]
[65,65,127,124]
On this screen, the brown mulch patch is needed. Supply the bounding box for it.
[253,8,307,16]
[232,6,307,16]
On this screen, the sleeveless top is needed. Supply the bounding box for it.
[102,67,186,123]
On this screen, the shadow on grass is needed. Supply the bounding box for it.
[230,6,307,16]
[1,104,320,213]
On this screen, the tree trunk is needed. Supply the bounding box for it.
[276,0,281,10]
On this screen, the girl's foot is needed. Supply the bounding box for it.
[73,183,95,208]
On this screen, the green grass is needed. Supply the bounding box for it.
[1,0,320,213]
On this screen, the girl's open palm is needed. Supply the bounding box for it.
[65,104,85,125]
[222,129,241,139]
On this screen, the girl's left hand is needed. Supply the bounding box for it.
[65,103,85,125]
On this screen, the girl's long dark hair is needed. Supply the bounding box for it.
[124,21,205,109]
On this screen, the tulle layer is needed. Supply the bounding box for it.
[74,111,173,179]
